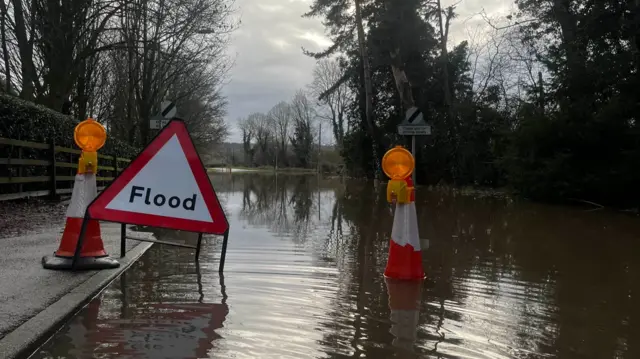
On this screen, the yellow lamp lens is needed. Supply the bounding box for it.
[382,146,415,180]
[74,118,106,152]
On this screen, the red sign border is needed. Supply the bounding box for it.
[87,119,229,234]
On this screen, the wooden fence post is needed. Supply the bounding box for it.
[114,156,118,180]
[49,138,58,200]
[17,147,23,195]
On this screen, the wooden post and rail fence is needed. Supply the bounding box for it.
[0,137,131,202]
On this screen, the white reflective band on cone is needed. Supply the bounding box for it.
[390,202,421,250]
[66,173,98,218]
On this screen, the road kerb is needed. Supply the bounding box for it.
[0,241,154,359]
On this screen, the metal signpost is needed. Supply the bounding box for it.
[397,107,431,184]
[150,101,178,129]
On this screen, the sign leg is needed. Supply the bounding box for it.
[195,259,204,302]
[219,273,227,304]
[195,232,203,261]
[71,214,91,270]
[218,229,229,273]
[120,223,126,258]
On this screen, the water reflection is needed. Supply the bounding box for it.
[32,173,640,359]
[385,279,423,352]
[35,253,228,358]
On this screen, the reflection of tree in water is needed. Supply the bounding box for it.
[238,174,280,228]
[412,188,640,359]
[313,182,638,358]
[229,174,399,357]
[237,174,317,242]
[222,174,638,358]
[313,181,439,358]
[288,176,314,243]
[320,197,346,262]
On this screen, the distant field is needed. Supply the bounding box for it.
[207,167,318,174]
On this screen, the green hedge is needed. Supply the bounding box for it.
[0,94,141,197]
[0,93,138,158]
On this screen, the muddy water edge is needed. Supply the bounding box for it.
[30,173,640,359]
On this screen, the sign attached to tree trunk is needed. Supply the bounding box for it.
[161,101,177,118]
[150,101,178,129]
[398,107,431,136]
[150,114,169,129]
[398,125,431,136]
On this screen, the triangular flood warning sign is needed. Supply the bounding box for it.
[88,119,229,234]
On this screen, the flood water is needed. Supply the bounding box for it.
[31,173,640,359]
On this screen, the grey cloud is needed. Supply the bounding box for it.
[222,0,328,142]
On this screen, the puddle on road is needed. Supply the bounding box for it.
[31,174,640,359]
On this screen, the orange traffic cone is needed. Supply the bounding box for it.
[384,176,425,280]
[385,278,422,351]
[42,172,119,270]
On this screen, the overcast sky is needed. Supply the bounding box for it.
[222,0,516,143]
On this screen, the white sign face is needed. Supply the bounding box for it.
[161,101,177,119]
[398,125,431,136]
[404,107,425,125]
[104,134,213,222]
[150,119,170,129]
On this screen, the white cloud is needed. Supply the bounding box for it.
[222,0,325,142]
[443,0,517,44]
[297,31,333,49]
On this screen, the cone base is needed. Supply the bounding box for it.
[42,254,120,270]
[55,217,108,258]
[383,273,426,281]
[384,240,425,281]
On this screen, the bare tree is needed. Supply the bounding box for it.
[290,90,316,168]
[237,117,255,166]
[435,0,455,117]
[34,0,128,110]
[291,90,315,130]
[466,13,547,114]
[173,64,229,154]
[1,0,236,150]
[267,101,292,166]
[113,0,236,144]
[309,58,349,149]
[248,112,273,166]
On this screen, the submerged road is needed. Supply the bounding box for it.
[26,173,640,359]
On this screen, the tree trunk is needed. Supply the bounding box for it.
[551,0,589,110]
[0,0,10,93]
[125,1,137,145]
[354,0,382,180]
[538,71,544,112]
[11,0,36,100]
[436,1,459,181]
[436,0,453,116]
[76,57,88,121]
[389,49,416,114]
[632,0,640,75]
